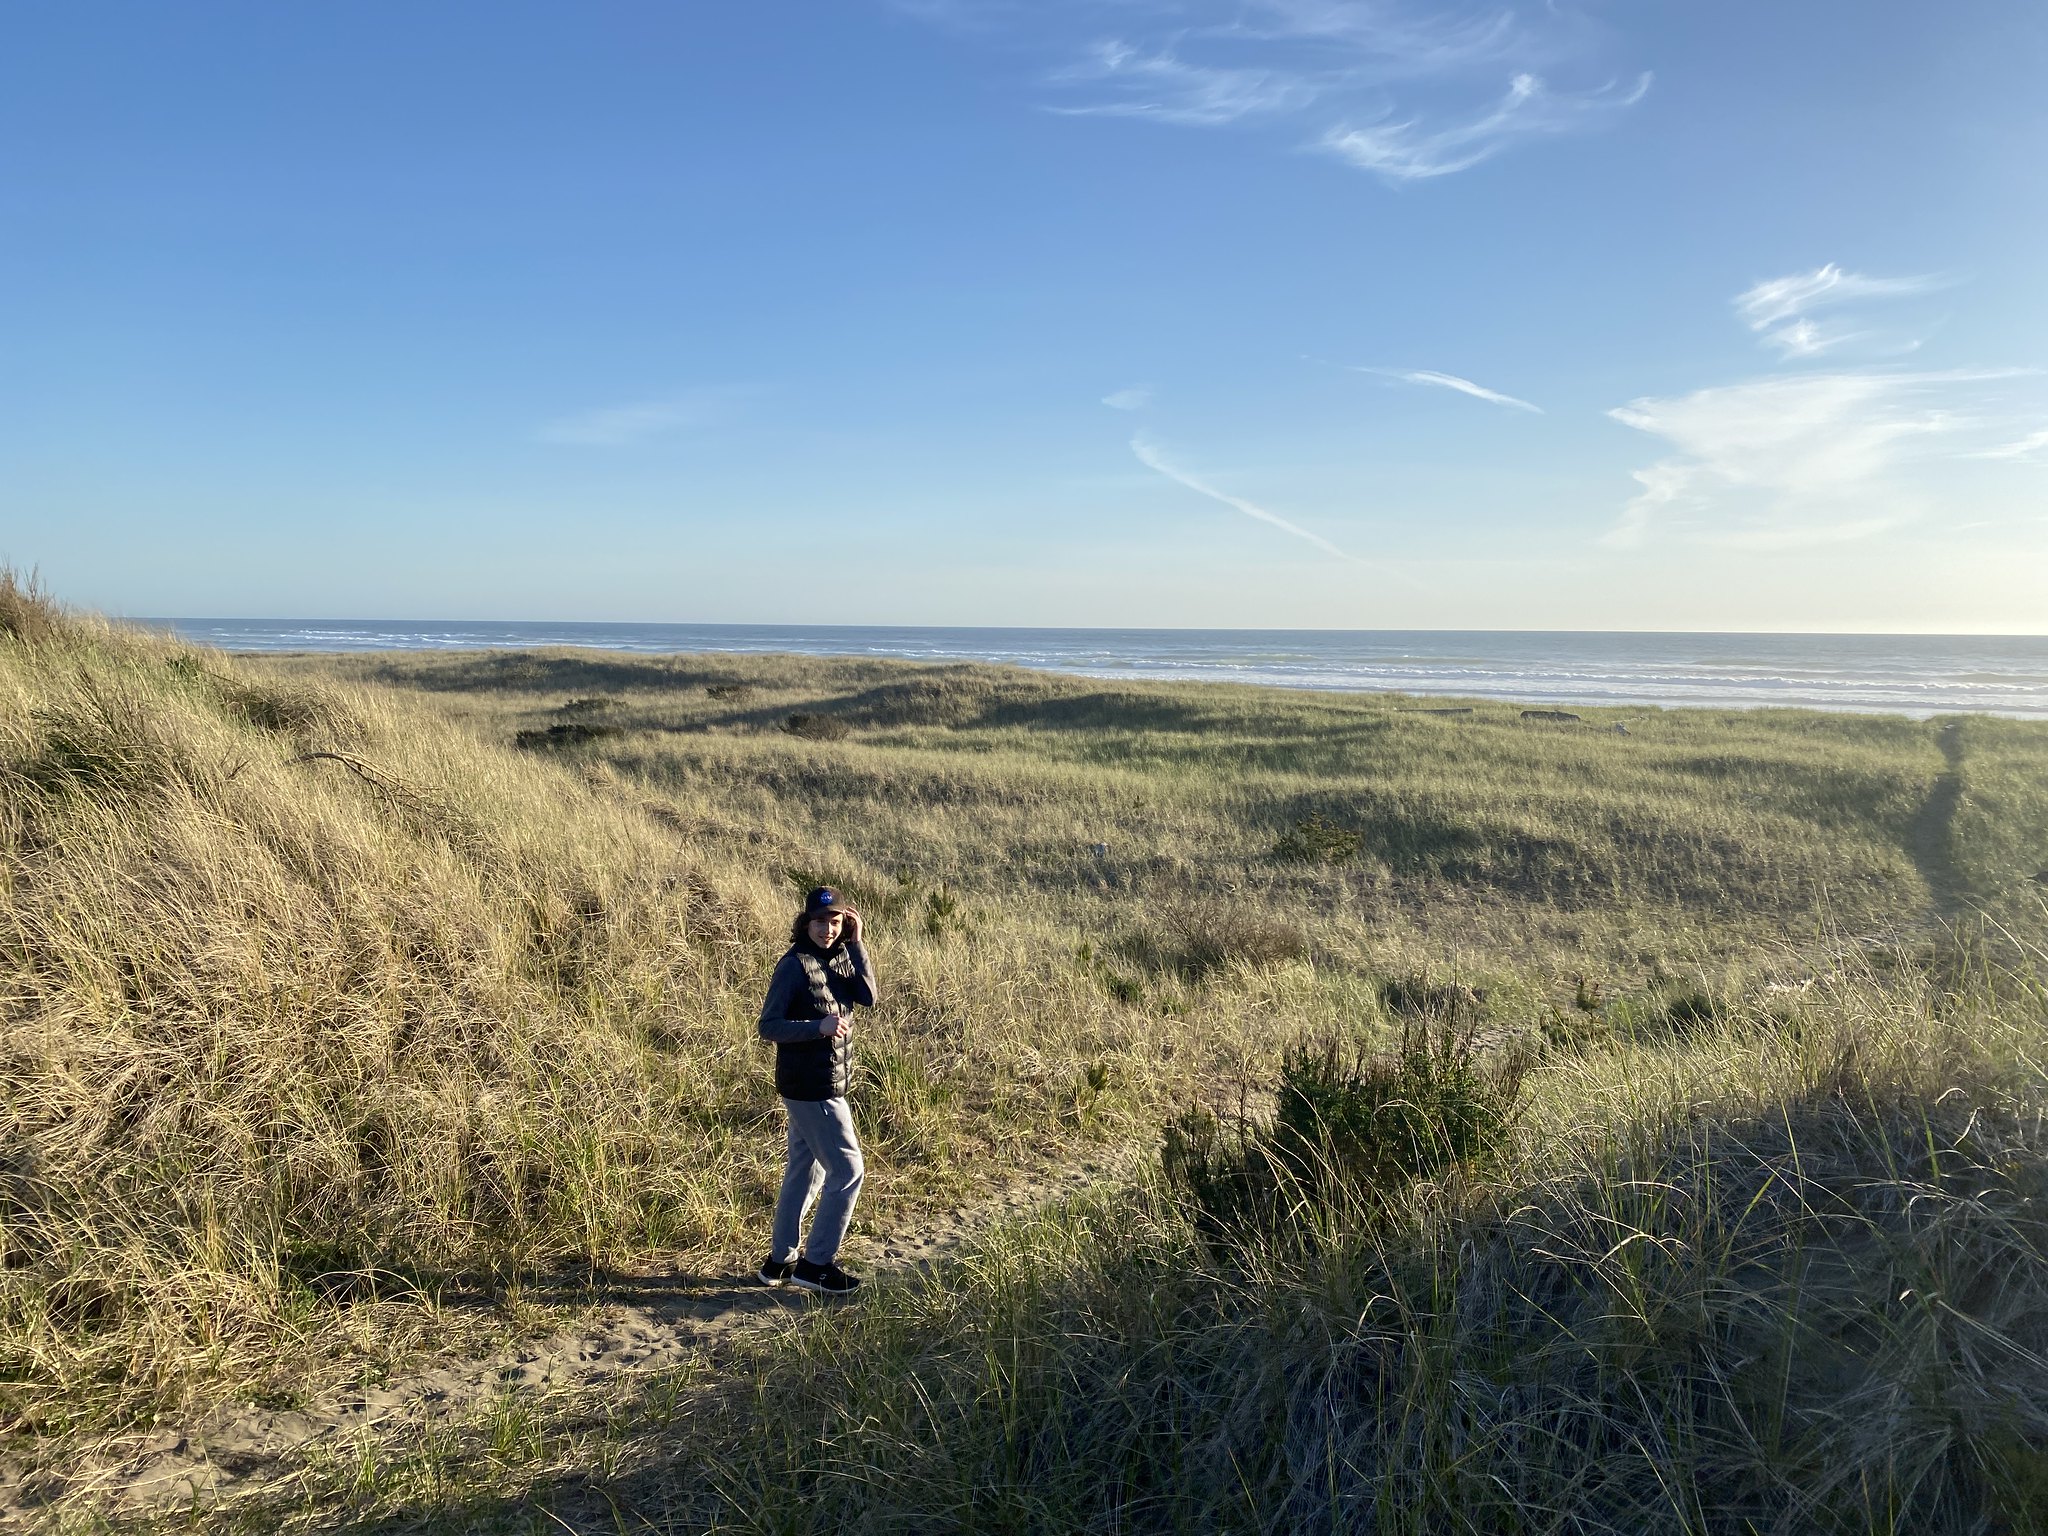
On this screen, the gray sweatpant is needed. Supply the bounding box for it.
[770,1096,864,1265]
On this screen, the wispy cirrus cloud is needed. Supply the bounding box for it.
[1220,0,1518,65]
[1733,263,1951,359]
[1319,70,1648,181]
[1970,426,2048,461]
[1734,264,1949,331]
[539,386,757,447]
[1102,385,1152,410]
[1757,318,1846,359]
[1131,437,1370,564]
[1601,262,2044,550]
[1052,39,1323,126]
[908,2,1648,183]
[1357,365,1541,412]
[1602,369,2027,549]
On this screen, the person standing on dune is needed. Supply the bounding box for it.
[755,886,876,1295]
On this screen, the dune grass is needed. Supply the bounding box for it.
[1947,715,2048,928]
[263,645,1954,960]
[5,582,2047,1531]
[671,957,2048,1535]
[2,601,769,1436]
[210,952,2048,1535]
[0,600,1496,1439]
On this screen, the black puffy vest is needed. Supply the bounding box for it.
[775,1028,853,1102]
[770,941,871,1100]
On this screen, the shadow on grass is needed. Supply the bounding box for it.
[269,1250,801,1331]
[640,667,1409,740]
[502,1258,806,1328]
[251,1066,2048,1536]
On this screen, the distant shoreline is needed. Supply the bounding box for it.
[147,619,2048,719]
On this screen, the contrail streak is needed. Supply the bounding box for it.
[1307,356,1542,413]
[1396,369,1543,413]
[1130,438,1366,565]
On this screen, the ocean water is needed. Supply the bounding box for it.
[152,619,2048,719]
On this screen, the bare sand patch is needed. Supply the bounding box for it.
[11,1156,1124,1527]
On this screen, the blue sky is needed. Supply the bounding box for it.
[5,1,2045,631]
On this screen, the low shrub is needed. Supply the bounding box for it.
[1602,977,1733,1039]
[1653,982,1724,1032]
[159,653,351,738]
[221,680,333,735]
[783,712,849,742]
[1132,900,1311,978]
[1181,905,1309,974]
[1076,942,1147,1005]
[1098,970,1145,1005]
[1159,1103,1267,1235]
[923,885,959,936]
[1273,813,1359,863]
[512,722,624,750]
[1379,972,1485,1021]
[1273,1021,1526,1192]
[1163,1016,1528,1243]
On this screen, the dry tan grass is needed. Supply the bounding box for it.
[0,570,63,647]
[202,957,2048,1535]
[0,608,1381,1440]
[5,593,2046,1533]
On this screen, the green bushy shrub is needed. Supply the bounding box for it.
[1163,1017,1528,1244]
[1273,1021,1525,1190]
[1272,813,1359,863]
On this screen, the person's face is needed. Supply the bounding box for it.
[806,910,844,947]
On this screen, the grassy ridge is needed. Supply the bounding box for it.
[1,595,779,1433]
[268,647,1949,953]
[1948,715,2048,927]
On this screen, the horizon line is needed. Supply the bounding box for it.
[135,616,2048,641]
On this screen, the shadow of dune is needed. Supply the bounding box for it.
[343,648,933,699]
[762,672,1407,738]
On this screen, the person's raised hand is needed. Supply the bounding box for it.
[841,907,863,944]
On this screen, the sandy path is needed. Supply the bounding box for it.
[10,1154,1126,1526]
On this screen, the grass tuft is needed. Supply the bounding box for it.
[1164,1014,1527,1242]
[0,568,65,645]
[781,711,850,742]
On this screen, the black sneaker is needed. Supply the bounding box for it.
[790,1258,862,1296]
[757,1257,796,1287]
